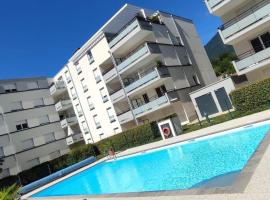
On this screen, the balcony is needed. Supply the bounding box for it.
[219,0,270,44]
[50,80,66,96]
[60,116,78,129]
[66,134,84,146]
[117,110,134,124]
[206,0,247,16]
[233,47,270,74]
[133,93,179,118]
[102,67,117,83]
[116,43,161,75]
[55,100,72,112]
[109,88,126,104]
[108,16,152,54]
[124,67,170,95]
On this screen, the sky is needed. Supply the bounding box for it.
[0,0,221,80]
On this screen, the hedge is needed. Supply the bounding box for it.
[230,78,270,112]
[0,122,161,188]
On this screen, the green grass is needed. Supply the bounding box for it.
[182,105,270,134]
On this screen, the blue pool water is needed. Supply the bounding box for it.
[32,122,270,197]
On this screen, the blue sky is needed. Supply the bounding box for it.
[0,0,221,80]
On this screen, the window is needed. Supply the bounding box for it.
[87,50,94,64]
[70,87,77,99]
[82,121,89,134]
[75,63,82,74]
[93,115,101,129]
[27,158,40,167]
[44,132,55,143]
[65,71,71,83]
[76,104,83,117]
[87,96,95,110]
[0,146,4,157]
[10,101,23,112]
[251,32,270,53]
[100,88,108,103]
[107,107,115,123]
[113,127,119,134]
[93,69,101,83]
[22,138,34,150]
[3,83,17,93]
[26,81,39,90]
[16,120,28,131]
[81,78,88,92]
[39,115,50,125]
[142,94,150,103]
[33,98,44,107]
[155,85,167,97]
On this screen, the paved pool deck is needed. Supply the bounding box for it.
[23,110,270,200]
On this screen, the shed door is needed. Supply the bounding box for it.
[215,87,232,111]
[195,93,218,117]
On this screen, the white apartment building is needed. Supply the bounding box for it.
[0,77,70,179]
[205,0,270,82]
[52,4,217,144]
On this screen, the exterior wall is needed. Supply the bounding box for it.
[0,78,69,179]
[51,4,217,144]
[189,78,236,120]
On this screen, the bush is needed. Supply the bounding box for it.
[230,78,270,112]
[96,122,160,155]
[0,184,19,200]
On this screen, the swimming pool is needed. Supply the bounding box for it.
[32,121,270,197]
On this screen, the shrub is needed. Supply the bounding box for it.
[95,122,160,155]
[0,184,19,200]
[230,78,270,112]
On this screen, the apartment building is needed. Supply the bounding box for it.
[0,77,70,179]
[52,4,217,144]
[205,0,270,82]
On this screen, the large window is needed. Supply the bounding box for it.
[87,50,94,64]
[16,120,29,131]
[27,158,40,167]
[76,104,83,117]
[39,115,50,125]
[87,96,95,110]
[81,121,89,134]
[3,83,17,93]
[251,32,270,53]
[100,88,108,103]
[44,132,55,143]
[33,98,44,107]
[26,81,39,90]
[93,115,101,129]
[81,78,88,92]
[107,107,115,123]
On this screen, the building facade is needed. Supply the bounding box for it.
[0,77,70,179]
[52,4,217,144]
[205,0,270,82]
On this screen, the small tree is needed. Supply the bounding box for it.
[211,53,236,77]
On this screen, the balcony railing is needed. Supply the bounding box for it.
[219,0,270,40]
[207,0,225,9]
[60,116,77,129]
[117,109,133,124]
[133,95,169,117]
[116,44,149,73]
[124,67,170,94]
[234,47,270,72]
[110,88,125,103]
[55,100,72,112]
[49,80,66,96]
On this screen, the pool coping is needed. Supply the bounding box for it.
[23,118,270,200]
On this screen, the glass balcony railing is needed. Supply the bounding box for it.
[116,44,149,73]
[133,95,169,117]
[50,80,66,96]
[125,69,159,94]
[207,0,225,9]
[220,0,270,40]
[234,47,270,72]
[109,18,141,49]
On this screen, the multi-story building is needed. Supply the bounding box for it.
[205,0,270,82]
[52,4,217,144]
[0,77,70,179]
